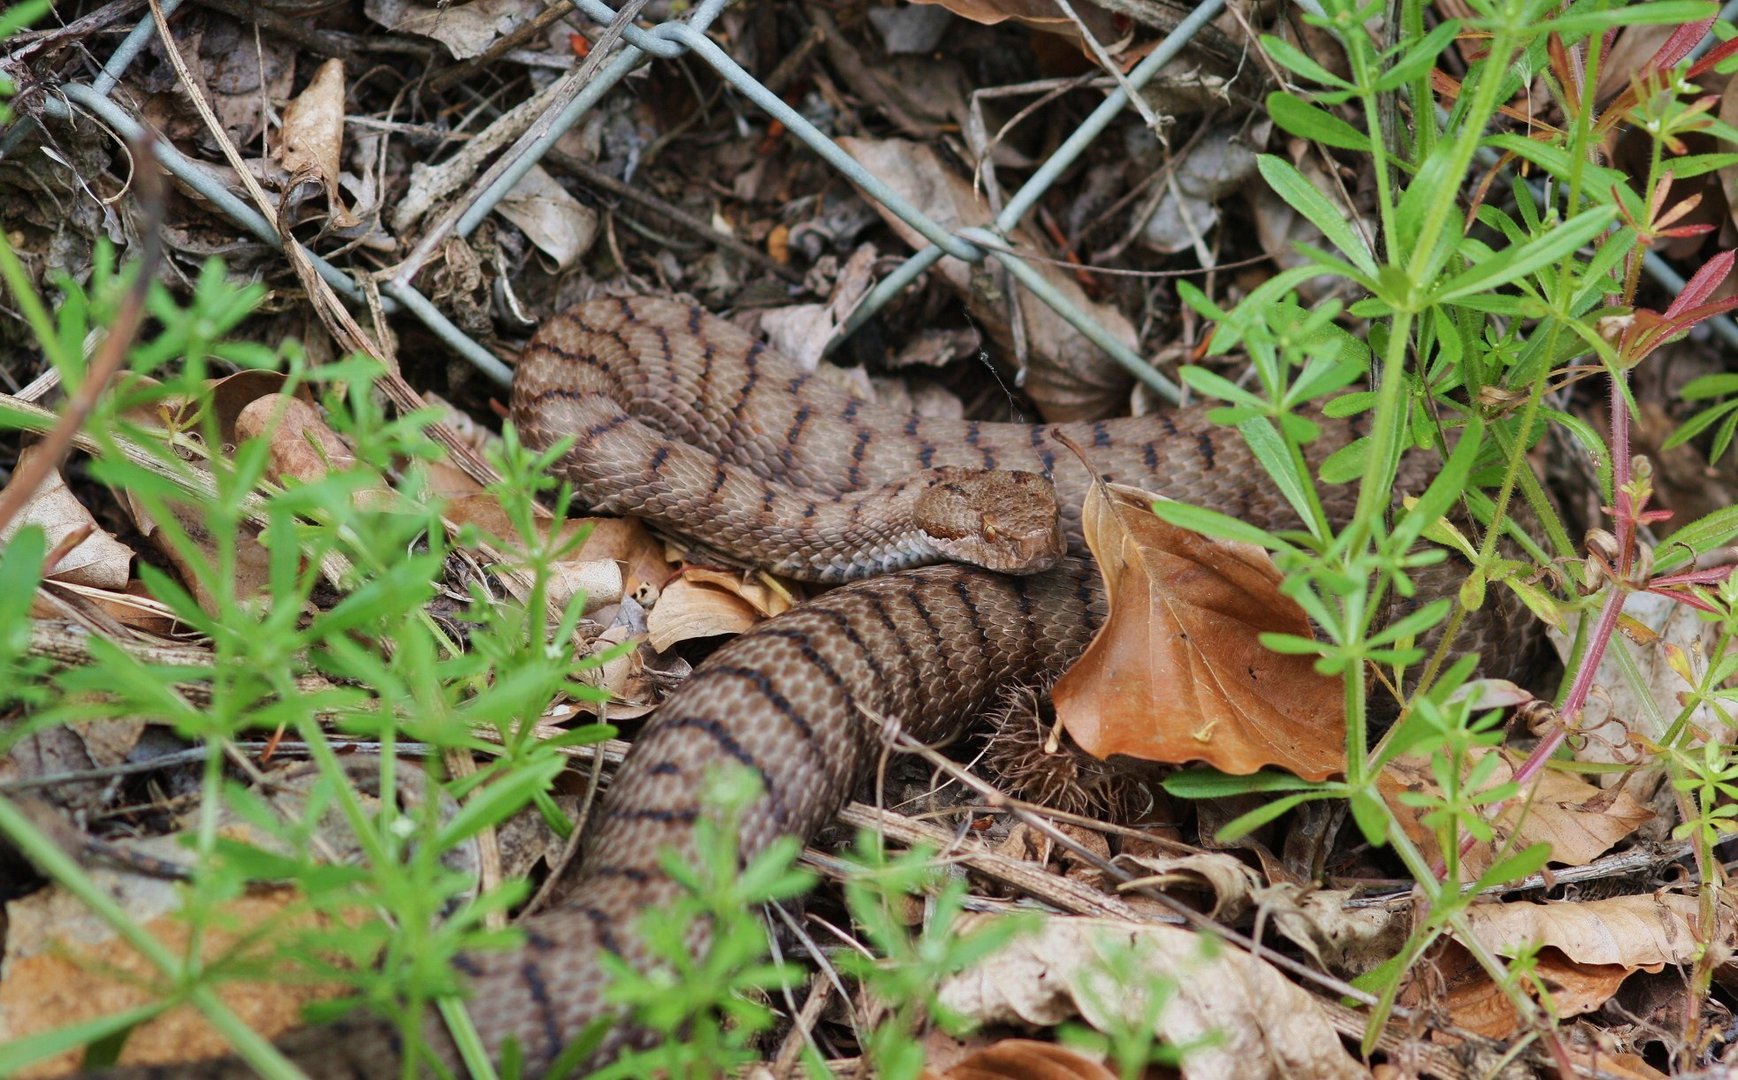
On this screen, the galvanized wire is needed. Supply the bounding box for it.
[11,2,1221,393]
[24,0,1714,402]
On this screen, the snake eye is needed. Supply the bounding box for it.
[981,514,999,542]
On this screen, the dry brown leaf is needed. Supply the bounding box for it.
[0,833,342,1077]
[1053,483,1343,780]
[1461,891,1719,971]
[235,395,357,486]
[834,137,1139,421]
[680,567,794,620]
[645,576,766,651]
[276,57,360,229]
[0,446,133,590]
[906,0,1123,51]
[1112,851,1261,921]
[497,165,598,270]
[925,1039,1118,1080]
[1406,941,1630,1039]
[363,0,532,59]
[1380,748,1652,875]
[937,916,1365,1080]
[443,494,674,615]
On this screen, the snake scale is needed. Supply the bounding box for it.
[100,297,1543,1076]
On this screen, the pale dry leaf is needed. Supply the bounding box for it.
[444,493,671,611]
[1547,588,1723,774]
[363,0,535,59]
[0,446,134,590]
[575,618,661,720]
[42,580,179,634]
[834,137,1139,421]
[1053,483,1344,780]
[497,165,598,270]
[758,245,878,369]
[276,58,360,229]
[646,575,764,651]
[1460,891,1718,971]
[1248,884,1407,977]
[1380,747,1652,875]
[937,916,1365,1080]
[681,566,794,620]
[1112,851,1261,921]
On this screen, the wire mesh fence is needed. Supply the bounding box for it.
[9,0,1252,401]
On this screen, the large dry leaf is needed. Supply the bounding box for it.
[442,494,675,616]
[1380,747,1652,875]
[1461,891,1721,971]
[0,828,342,1077]
[497,165,597,270]
[646,575,766,651]
[937,916,1365,1080]
[1054,483,1344,780]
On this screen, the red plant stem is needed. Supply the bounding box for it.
[1611,370,1633,567]
[1453,370,1636,869]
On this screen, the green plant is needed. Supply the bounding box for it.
[585,767,815,1080]
[0,242,612,1078]
[834,833,1038,1080]
[1152,0,1738,1065]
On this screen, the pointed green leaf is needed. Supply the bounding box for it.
[1256,155,1377,275]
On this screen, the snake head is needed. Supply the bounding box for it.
[913,468,1065,574]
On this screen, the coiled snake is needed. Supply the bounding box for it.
[102,296,1543,1076]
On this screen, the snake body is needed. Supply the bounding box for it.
[104,297,1542,1076]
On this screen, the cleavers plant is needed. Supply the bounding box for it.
[1159,0,1738,1061]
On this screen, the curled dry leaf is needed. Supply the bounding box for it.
[1461,890,1720,971]
[441,494,663,616]
[1404,893,1729,1038]
[497,165,598,270]
[0,446,133,591]
[1379,747,1652,875]
[1111,850,1261,921]
[937,916,1365,1080]
[1053,482,1344,781]
[276,58,360,230]
[236,395,357,486]
[645,568,795,651]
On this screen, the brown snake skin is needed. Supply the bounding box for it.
[101,297,1543,1077]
